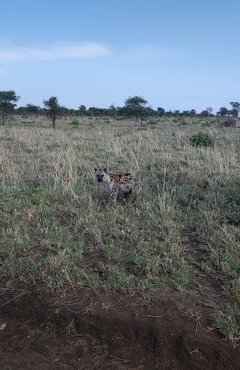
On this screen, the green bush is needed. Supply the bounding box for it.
[147,120,158,126]
[71,119,80,128]
[201,119,217,128]
[190,131,214,148]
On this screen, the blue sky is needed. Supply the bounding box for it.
[0,0,239,112]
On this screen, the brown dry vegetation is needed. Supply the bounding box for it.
[0,115,239,369]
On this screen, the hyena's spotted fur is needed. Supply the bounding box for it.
[94,168,138,204]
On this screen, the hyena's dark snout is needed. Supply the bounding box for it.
[97,175,103,182]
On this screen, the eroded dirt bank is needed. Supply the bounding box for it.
[0,286,239,370]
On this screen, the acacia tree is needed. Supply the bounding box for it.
[124,96,149,124]
[229,102,240,117]
[0,90,19,124]
[217,107,229,116]
[25,104,41,116]
[108,104,117,117]
[200,110,210,117]
[43,96,60,128]
[157,107,165,116]
[79,105,87,115]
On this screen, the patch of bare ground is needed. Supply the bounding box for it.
[0,282,239,370]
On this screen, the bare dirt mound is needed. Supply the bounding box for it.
[0,286,239,370]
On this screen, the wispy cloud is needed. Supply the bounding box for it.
[116,44,183,63]
[0,42,110,63]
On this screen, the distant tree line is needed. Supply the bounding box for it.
[0,90,240,127]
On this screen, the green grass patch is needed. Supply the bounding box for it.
[0,115,239,337]
[213,304,240,341]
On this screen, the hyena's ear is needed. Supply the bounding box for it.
[94,168,97,173]
[104,168,108,173]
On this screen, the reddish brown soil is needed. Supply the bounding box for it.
[0,283,239,370]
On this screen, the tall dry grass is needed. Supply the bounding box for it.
[0,115,239,338]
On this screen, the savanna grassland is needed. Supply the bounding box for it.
[0,115,240,369]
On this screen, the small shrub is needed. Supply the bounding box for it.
[147,120,158,126]
[202,122,210,128]
[213,304,240,341]
[190,131,214,148]
[71,119,80,128]
[201,120,212,128]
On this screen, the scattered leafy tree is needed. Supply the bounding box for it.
[157,107,165,116]
[124,96,149,124]
[25,104,41,115]
[0,90,19,124]
[88,107,108,116]
[59,106,71,116]
[200,110,210,117]
[217,107,229,116]
[165,110,173,117]
[229,102,240,118]
[79,105,87,115]
[108,104,117,117]
[189,109,197,116]
[182,110,191,116]
[43,96,60,128]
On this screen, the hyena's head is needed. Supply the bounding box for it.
[94,168,110,184]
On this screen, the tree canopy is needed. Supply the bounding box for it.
[0,90,19,124]
[229,102,240,117]
[43,96,60,128]
[124,96,150,124]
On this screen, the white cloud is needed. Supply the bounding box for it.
[116,44,183,63]
[0,42,110,63]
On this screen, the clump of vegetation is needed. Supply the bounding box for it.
[0,113,240,342]
[190,131,214,148]
[201,119,216,128]
[147,120,158,126]
[0,90,19,124]
[43,96,60,128]
[71,119,80,128]
[213,304,240,342]
[123,96,151,125]
[220,117,237,128]
[201,121,212,128]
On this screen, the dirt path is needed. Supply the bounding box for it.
[0,284,239,370]
[182,228,229,312]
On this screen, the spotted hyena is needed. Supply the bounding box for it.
[94,168,138,204]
